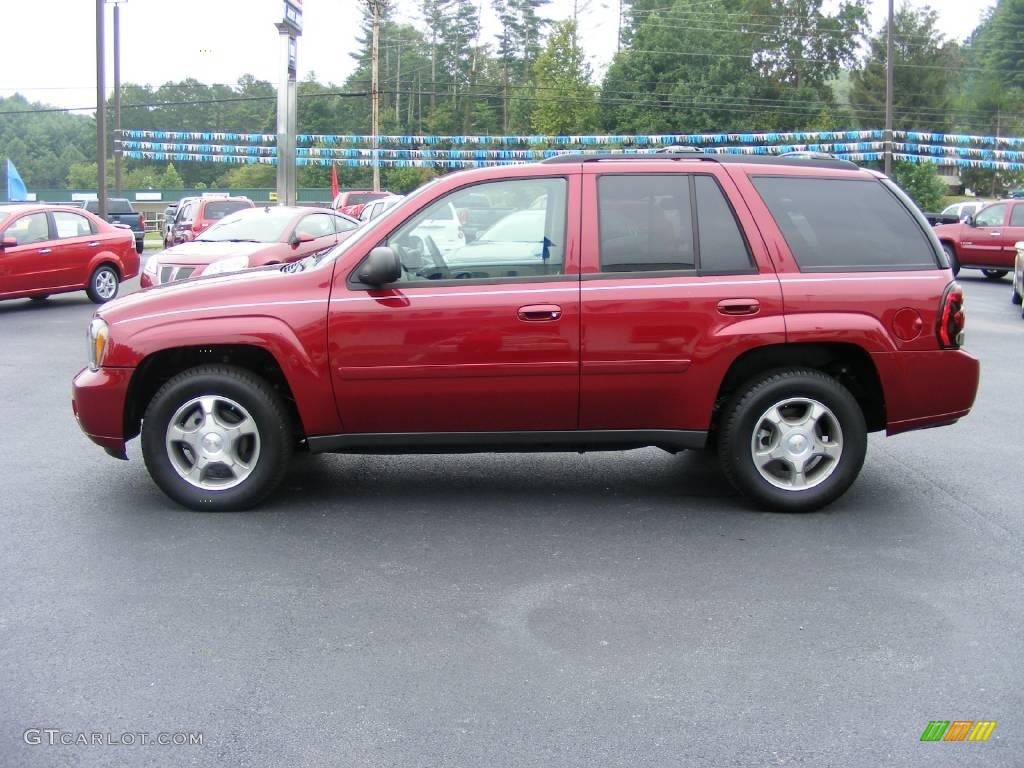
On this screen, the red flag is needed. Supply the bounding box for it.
[330,162,339,199]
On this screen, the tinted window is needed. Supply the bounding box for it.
[1010,205,1024,227]
[752,177,937,271]
[4,213,50,245]
[694,175,753,273]
[598,175,694,272]
[106,199,134,214]
[203,201,251,221]
[348,193,388,205]
[385,177,567,282]
[52,211,94,238]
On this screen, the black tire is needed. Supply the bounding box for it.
[141,365,293,511]
[86,264,120,304]
[29,294,50,302]
[941,243,960,276]
[1011,273,1022,305]
[135,238,145,255]
[717,369,867,513]
[982,269,1008,280]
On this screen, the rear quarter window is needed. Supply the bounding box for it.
[752,176,938,272]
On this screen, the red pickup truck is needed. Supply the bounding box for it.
[72,154,979,513]
[933,198,1024,279]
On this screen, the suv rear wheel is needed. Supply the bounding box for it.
[141,365,292,511]
[718,369,867,512]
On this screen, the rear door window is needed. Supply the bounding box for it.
[693,175,754,274]
[598,175,694,272]
[751,176,938,271]
[52,211,95,238]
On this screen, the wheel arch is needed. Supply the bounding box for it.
[711,342,886,438]
[123,345,305,446]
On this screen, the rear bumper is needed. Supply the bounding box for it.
[876,349,980,435]
[71,366,134,458]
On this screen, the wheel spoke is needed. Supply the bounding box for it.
[168,423,202,452]
[186,455,209,484]
[789,457,808,488]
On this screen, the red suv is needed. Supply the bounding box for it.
[72,155,979,512]
[1,204,138,304]
[933,198,1024,279]
[169,196,254,245]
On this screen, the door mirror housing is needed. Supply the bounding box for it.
[0,236,16,249]
[290,232,315,247]
[357,246,402,286]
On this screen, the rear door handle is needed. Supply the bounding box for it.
[518,304,562,321]
[88,241,100,247]
[990,232,1002,236]
[38,248,52,254]
[717,298,760,316]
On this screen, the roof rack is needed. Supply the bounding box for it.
[539,152,859,170]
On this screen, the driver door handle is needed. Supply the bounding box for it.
[990,232,1001,236]
[38,248,52,254]
[518,304,562,321]
[88,241,100,246]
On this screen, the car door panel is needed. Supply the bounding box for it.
[0,212,57,295]
[961,203,1007,265]
[327,174,581,434]
[578,166,785,431]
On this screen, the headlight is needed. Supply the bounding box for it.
[203,255,251,276]
[87,317,109,371]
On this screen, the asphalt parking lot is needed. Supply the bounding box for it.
[1,264,1021,767]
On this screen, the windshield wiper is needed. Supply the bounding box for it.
[197,237,262,243]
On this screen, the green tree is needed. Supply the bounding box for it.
[531,21,597,134]
[892,160,947,210]
[850,5,960,130]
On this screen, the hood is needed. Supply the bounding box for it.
[156,239,274,265]
[99,263,303,325]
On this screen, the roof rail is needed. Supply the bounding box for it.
[539,152,859,170]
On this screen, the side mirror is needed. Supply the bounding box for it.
[290,232,315,247]
[0,237,16,249]
[964,214,975,227]
[357,246,402,286]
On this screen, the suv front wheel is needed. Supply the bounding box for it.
[718,369,867,512]
[141,365,292,511]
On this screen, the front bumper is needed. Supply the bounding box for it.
[71,367,134,458]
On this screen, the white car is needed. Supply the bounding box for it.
[406,201,465,256]
[359,195,405,223]
[941,200,993,222]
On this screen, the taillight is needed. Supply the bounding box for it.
[937,281,965,349]
[138,212,145,229]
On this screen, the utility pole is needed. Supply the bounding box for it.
[112,0,123,196]
[370,0,382,191]
[884,0,894,176]
[95,0,107,220]
[276,1,302,206]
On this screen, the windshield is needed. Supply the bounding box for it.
[196,208,295,242]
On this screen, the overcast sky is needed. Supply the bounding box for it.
[0,0,992,114]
